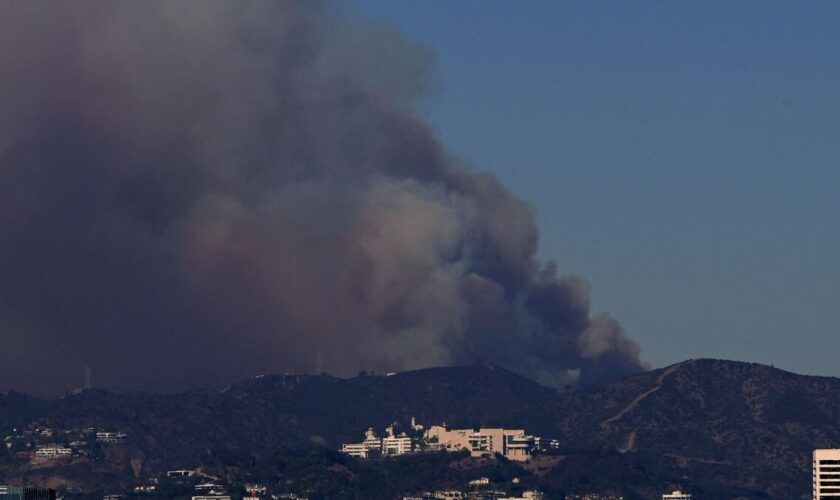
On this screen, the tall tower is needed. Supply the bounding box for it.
[84,366,91,390]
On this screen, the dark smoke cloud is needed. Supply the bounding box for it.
[0,1,647,395]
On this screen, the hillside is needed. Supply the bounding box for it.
[0,359,834,498]
[531,359,840,498]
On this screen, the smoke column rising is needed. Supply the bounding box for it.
[0,1,647,394]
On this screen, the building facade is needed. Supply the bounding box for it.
[381,434,413,456]
[426,426,539,461]
[662,491,691,500]
[33,446,71,460]
[0,486,56,500]
[341,427,385,458]
[814,449,840,499]
[341,420,545,461]
[96,432,127,444]
[382,425,413,456]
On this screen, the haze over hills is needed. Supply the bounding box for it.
[0,359,833,498]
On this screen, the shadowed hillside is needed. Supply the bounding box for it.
[0,360,833,498]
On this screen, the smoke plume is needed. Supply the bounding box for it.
[0,1,647,394]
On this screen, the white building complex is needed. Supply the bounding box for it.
[499,492,543,500]
[662,491,691,500]
[814,449,840,499]
[425,425,540,461]
[341,419,545,461]
[341,427,382,458]
[342,425,413,458]
[382,425,413,456]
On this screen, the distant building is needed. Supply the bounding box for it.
[499,492,543,500]
[192,497,231,500]
[431,492,464,499]
[342,424,415,458]
[426,425,540,461]
[662,492,691,500]
[96,432,127,444]
[194,483,225,496]
[33,446,71,460]
[814,449,840,500]
[410,417,424,432]
[381,424,413,456]
[244,484,266,499]
[425,426,472,453]
[167,470,196,478]
[340,442,372,459]
[341,428,383,458]
[0,486,56,500]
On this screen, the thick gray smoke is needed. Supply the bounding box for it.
[0,1,647,395]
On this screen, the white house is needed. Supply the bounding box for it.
[34,445,72,460]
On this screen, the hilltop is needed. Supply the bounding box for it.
[0,359,834,498]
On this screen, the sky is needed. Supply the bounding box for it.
[349,0,840,376]
[0,1,650,394]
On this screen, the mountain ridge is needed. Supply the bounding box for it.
[0,358,832,498]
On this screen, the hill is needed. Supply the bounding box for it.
[0,359,834,498]
[541,359,840,498]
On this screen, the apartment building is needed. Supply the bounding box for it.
[814,449,840,499]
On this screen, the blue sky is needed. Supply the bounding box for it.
[349,1,840,376]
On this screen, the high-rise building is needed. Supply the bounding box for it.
[814,449,840,499]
